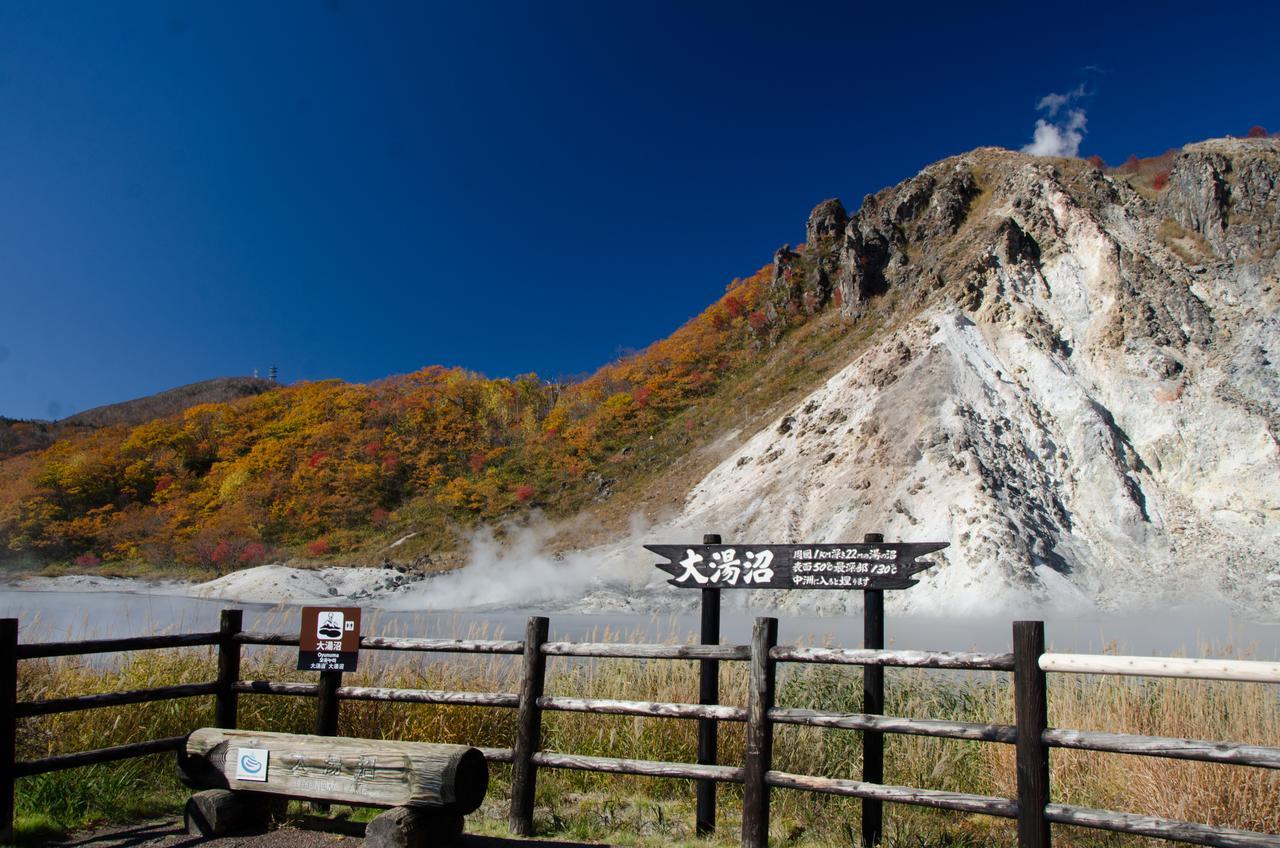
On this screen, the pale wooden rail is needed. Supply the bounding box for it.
[1040,652,1280,683]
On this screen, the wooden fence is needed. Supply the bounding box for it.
[2,612,1279,847]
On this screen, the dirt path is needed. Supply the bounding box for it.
[46,817,604,848]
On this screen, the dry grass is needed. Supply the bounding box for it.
[11,636,1279,846]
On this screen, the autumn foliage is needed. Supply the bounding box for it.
[0,260,829,569]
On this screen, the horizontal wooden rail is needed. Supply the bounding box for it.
[16,632,220,660]
[1040,652,1280,684]
[337,685,519,708]
[539,696,747,722]
[235,631,300,646]
[766,770,1017,818]
[770,708,1017,743]
[232,680,518,708]
[1044,802,1280,847]
[16,682,219,717]
[532,751,744,783]
[477,747,515,763]
[359,636,524,654]
[771,645,1014,671]
[14,735,187,777]
[542,642,750,661]
[1043,728,1280,769]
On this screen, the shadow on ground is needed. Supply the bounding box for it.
[44,817,606,848]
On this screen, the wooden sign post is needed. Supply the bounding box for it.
[298,606,362,760]
[646,534,946,845]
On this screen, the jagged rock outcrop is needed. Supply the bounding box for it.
[656,138,1280,615]
[772,199,851,315]
[1158,138,1280,263]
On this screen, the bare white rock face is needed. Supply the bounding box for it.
[628,141,1280,617]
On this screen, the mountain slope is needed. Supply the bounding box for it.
[630,138,1279,614]
[0,377,278,461]
[61,377,278,428]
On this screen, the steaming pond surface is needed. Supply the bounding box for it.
[4,588,1278,660]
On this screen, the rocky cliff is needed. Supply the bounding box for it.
[634,138,1279,615]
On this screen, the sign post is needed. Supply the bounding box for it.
[646,535,946,847]
[861,533,886,848]
[696,533,721,836]
[298,606,361,812]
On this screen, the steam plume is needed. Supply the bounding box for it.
[1023,85,1088,158]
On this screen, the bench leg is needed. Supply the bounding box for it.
[366,806,463,848]
[185,789,274,836]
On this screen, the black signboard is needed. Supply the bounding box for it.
[644,543,946,590]
[297,606,362,672]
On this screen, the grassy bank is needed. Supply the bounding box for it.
[11,637,1279,846]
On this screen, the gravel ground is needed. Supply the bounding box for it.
[46,817,603,848]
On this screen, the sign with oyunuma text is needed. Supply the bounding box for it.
[297,606,362,672]
[644,542,946,590]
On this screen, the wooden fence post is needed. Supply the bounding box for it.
[1014,620,1050,848]
[215,609,242,729]
[697,532,722,836]
[742,616,778,848]
[1,619,17,844]
[509,615,549,836]
[316,671,342,737]
[862,532,885,847]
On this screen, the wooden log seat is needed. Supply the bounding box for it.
[178,728,488,846]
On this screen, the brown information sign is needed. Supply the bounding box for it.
[645,542,946,590]
[297,606,362,672]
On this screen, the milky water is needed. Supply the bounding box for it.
[4,588,1278,660]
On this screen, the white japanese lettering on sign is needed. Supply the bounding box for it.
[673,548,775,585]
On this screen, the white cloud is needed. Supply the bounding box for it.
[1023,86,1089,158]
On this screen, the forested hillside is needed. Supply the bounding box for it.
[0,257,854,572]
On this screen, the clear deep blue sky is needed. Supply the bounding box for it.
[1,1,1277,420]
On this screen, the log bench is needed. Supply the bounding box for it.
[177,728,488,847]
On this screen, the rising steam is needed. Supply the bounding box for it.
[1022,84,1088,158]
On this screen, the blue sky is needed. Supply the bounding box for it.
[1,1,1276,420]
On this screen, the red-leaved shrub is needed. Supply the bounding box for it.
[515,484,535,503]
[748,311,768,331]
[307,539,331,557]
[74,552,101,567]
[238,541,267,566]
[1152,170,1170,191]
[1247,125,1267,139]
[209,540,233,566]
[723,294,745,318]
[1086,154,1105,170]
